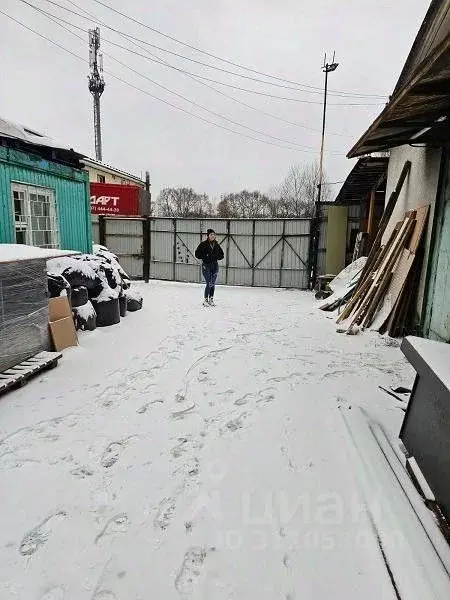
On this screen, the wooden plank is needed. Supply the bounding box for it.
[349,218,410,323]
[362,217,416,327]
[336,240,392,324]
[336,273,373,323]
[35,351,63,361]
[388,259,421,337]
[0,351,63,398]
[349,214,415,329]
[367,190,376,240]
[370,249,415,331]
[0,372,23,382]
[338,224,401,324]
[370,205,429,333]
[0,379,15,392]
[363,270,394,327]
[354,160,411,292]
[408,205,430,253]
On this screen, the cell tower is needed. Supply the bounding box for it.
[88,28,105,162]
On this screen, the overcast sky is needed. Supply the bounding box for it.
[1,0,429,201]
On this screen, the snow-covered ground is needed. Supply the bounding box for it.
[0,281,438,599]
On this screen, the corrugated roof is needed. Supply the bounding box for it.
[334,157,388,205]
[0,116,82,155]
[348,1,450,158]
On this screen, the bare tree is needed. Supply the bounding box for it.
[156,187,214,217]
[271,162,331,217]
[217,190,272,218]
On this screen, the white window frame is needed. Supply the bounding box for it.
[11,182,60,249]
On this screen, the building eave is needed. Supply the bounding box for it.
[348,30,450,158]
[82,157,144,185]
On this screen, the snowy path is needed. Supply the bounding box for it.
[0,282,418,599]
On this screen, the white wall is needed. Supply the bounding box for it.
[384,145,442,318]
[84,165,144,187]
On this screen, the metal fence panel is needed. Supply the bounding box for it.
[228,232,252,269]
[285,219,310,235]
[152,218,174,232]
[104,218,143,279]
[281,269,309,289]
[253,269,279,287]
[227,267,253,287]
[92,215,99,244]
[93,216,330,289]
[202,219,228,235]
[151,231,173,263]
[230,220,253,235]
[176,263,202,283]
[176,232,201,265]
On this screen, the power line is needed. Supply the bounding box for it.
[105,36,382,106]
[41,0,386,102]
[24,0,383,107]
[1,8,341,155]
[65,0,354,138]
[53,0,353,138]
[87,0,387,99]
[17,1,331,151]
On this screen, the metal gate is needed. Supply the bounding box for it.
[92,216,328,289]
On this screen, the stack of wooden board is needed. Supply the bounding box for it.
[336,205,429,336]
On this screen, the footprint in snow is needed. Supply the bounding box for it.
[234,393,253,406]
[95,513,130,544]
[154,497,176,530]
[225,417,244,432]
[101,440,129,468]
[93,592,117,600]
[71,466,94,479]
[175,547,214,595]
[19,511,67,556]
[40,587,66,600]
[137,399,164,414]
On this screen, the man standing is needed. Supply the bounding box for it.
[195,228,224,306]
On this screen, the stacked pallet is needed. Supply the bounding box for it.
[336,205,429,336]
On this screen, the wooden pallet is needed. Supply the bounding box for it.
[0,351,62,396]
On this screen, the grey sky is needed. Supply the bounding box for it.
[1,0,429,201]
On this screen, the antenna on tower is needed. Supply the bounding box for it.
[88,27,105,162]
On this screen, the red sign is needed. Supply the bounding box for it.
[90,183,140,216]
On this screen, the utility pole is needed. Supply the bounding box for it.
[309,52,339,289]
[317,52,339,204]
[88,28,105,162]
[145,170,152,216]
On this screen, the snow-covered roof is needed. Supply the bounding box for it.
[0,116,81,155]
[0,244,79,264]
[82,156,144,185]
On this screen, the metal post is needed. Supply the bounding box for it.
[225,220,230,284]
[173,218,177,281]
[145,171,151,216]
[143,217,150,283]
[279,220,286,288]
[251,220,256,287]
[317,69,328,206]
[98,215,106,247]
[310,52,339,289]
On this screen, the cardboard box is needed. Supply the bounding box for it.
[49,296,72,321]
[48,297,78,351]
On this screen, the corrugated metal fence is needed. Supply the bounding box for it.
[92,215,329,289]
